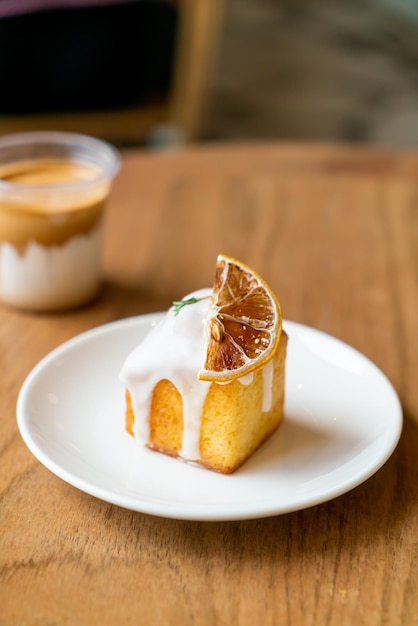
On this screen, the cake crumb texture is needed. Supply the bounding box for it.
[126,331,287,474]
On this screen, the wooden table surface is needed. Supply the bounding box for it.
[1,142,417,625]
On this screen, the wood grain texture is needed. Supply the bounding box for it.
[1,142,417,625]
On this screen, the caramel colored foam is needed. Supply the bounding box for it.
[0,159,99,186]
[0,159,109,249]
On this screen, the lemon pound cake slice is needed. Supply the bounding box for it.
[120,254,288,474]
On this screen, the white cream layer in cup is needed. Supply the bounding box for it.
[0,225,102,311]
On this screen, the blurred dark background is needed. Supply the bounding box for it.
[0,1,177,114]
[204,0,418,148]
[1,0,418,148]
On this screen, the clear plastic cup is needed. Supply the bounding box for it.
[0,131,120,311]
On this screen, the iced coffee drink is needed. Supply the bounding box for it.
[0,132,120,311]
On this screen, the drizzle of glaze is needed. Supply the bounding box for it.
[119,288,275,461]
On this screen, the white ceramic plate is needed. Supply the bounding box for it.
[17,316,402,521]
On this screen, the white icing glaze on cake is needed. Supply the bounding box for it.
[119,288,275,461]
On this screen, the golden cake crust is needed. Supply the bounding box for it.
[125,331,287,474]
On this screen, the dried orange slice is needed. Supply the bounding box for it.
[198,254,282,382]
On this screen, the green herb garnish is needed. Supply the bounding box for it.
[172,295,210,316]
